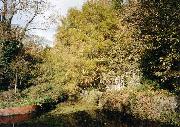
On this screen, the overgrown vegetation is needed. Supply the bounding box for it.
[138,0,180,93]
[0,0,179,125]
[100,84,179,125]
[48,1,144,94]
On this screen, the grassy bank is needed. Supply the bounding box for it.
[0,90,52,109]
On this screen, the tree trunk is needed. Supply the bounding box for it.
[2,0,8,22]
[15,71,18,94]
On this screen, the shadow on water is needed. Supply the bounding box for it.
[0,109,178,127]
[0,114,33,124]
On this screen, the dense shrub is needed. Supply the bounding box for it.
[101,85,179,125]
[0,89,52,109]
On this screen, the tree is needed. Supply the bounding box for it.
[0,0,51,92]
[0,0,50,41]
[0,40,23,90]
[0,35,44,92]
[51,1,144,93]
[137,0,180,92]
[9,40,43,92]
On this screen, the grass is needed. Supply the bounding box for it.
[48,89,103,115]
[49,101,99,115]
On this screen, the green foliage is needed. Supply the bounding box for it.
[0,40,22,65]
[0,3,179,125]
[0,90,51,109]
[0,40,23,88]
[0,38,44,90]
[0,90,34,108]
[9,41,44,89]
[137,0,180,92]
[52,1,144,93]
[112,0,123,10]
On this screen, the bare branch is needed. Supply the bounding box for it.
[0,0,52,41]
[2,0,7,22]
[24,12,38,31]
[8,0,16,24]
[26,27,47,31]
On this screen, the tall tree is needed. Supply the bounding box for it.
[137,0,180,92]
[0,0,52,91]
[52,1,144,92]
[0,0,50,40]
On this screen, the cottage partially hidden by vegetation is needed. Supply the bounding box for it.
[0,0,179,126]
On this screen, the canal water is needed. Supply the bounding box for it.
[0,110,176,127]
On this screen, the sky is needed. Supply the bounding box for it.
[0,0,87,46]
[30,0,87,46]
[18,0,87,46]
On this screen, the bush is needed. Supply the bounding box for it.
[0,90,46,108]
[101,85,179,125]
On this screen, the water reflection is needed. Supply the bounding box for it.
[0,114,33,127]
[0,110,176,127]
